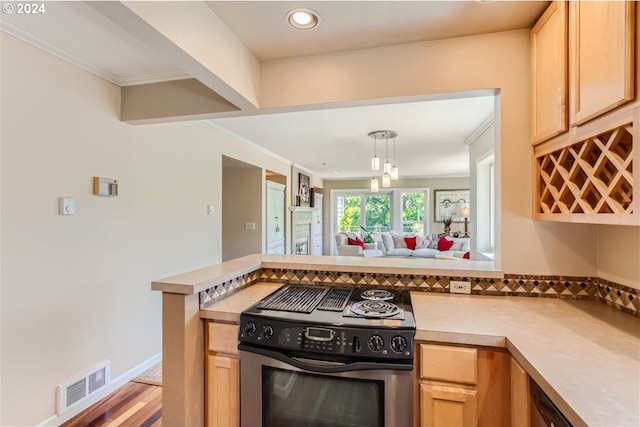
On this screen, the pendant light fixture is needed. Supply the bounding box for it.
[382,134,392,187]
[368,130,397,190]
[391,135,399,180]
[371,134,380,171]
[370,175,379,192]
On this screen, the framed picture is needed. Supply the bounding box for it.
[434,189,470,222]
[298,172,311,207]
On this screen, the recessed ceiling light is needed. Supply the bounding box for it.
[286,8,320,30]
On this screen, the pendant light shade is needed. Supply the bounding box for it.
[372,155,380,171]
[391,136,399,180]
[371,177,379,192]
[368,130,399,189]
[391,165,399,180]
[382,172,391,188]
[371,135,380,171]
[383,161,392,174]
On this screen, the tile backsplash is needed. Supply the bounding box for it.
[199,267,639,317]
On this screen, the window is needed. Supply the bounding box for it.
[333,190,428,242]
[336,195,361,232]
[364,195,391,232]
[401,192,425,235]
[336,193,390,233]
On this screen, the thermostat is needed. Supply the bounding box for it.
[93,177,118,196]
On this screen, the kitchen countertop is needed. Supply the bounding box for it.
[153,253,503,294]
[202,284,640,427]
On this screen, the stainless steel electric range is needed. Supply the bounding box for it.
[238,285,416,427]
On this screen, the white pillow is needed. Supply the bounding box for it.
[416,235,431,249]
[391,231,408,248]
[381,233,395,251]
[427,233,439,249]
[450,241,464,251]
[462,241,471,252]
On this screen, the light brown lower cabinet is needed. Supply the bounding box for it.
[206,321,240,427]
[416,343,511,427]
[510,358,531,427]
[420,384,478,427]
[206,355,240,427]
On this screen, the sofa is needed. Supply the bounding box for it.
[335,232,384,257]
[335,231,470,258]
[373,231,470,258]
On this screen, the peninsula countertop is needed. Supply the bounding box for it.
[152,253,503,295]
[202,283,640,427]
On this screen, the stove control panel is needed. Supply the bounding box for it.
[239,315,414,360]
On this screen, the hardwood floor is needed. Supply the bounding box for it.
[61,382,161,427]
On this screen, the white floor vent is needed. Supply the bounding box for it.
[57,361,111,415]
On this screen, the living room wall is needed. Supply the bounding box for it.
[0,34,291,426]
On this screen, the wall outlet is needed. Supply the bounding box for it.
[450,280,471,294]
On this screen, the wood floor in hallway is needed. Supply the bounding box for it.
[61,382,161,427]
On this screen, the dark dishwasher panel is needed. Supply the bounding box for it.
[530,378,573,427]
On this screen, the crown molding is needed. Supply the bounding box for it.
[199,120,295,167]
[118,70,192,87]
[1,20,121,85]
[464,115,495,145]
[1,20,189,87]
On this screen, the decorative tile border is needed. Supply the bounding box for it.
[595,279,640,317]
[198,267,637,317]
[257,268,638,317]
[199,270,261,308]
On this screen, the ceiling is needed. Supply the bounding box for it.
[1,1,548,180]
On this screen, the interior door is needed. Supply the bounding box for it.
[266,181,285,254]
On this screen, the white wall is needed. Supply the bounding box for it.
[0,33,290,426]
[597,225,640,289]
[261,29,599,275]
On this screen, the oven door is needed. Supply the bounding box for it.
[239,346,413,427]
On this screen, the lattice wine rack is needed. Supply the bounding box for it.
[535,121,638,224]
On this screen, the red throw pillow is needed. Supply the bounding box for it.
[347,237,365,249]
[404,236,417,250]
[463,251,470,259]
[438,237,454,251]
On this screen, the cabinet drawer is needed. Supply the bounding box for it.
[207,322,239,356]
[420,344,477,384]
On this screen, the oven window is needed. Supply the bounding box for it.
[262,367,384,427]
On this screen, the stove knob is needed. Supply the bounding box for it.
[243,322,256,337]
[390,336,408,353]
[368,335,384,352]
[261,325,274,340]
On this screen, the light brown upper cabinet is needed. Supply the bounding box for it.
[531,1,568,145]
[569,1,635,126]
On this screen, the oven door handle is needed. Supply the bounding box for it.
[239,344,412,373]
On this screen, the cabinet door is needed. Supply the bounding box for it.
[569,0,635,126]
[206,355,239,427]
[510,358,531,427]
[420,384,478,427]
[531,1,568,144]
